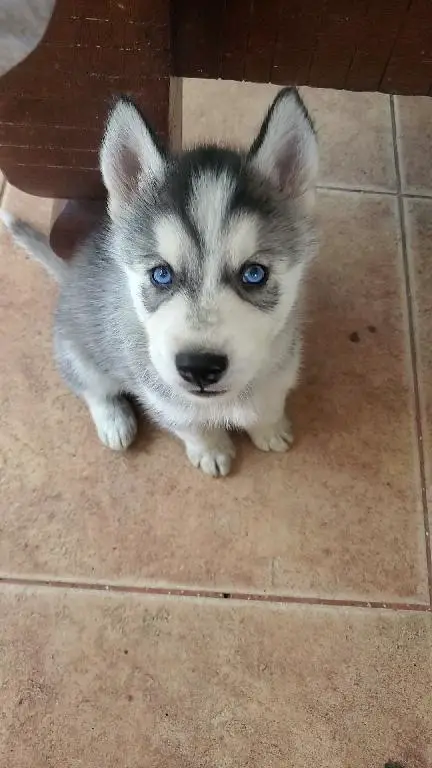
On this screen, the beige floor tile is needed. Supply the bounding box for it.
[0,190,427,601]
[183,80,397,191]
[183,79,280,149]
[405,197,432,502]
[274,191,426,601]
[1,586,431,768]
[395,96,432,194]
[303,86,397,192]
[1,183,53,233]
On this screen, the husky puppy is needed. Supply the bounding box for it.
[2,88,318,477]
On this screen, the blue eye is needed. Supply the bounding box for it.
[241,263,268,286]
[151,265,173,287]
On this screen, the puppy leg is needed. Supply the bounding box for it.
[175,427,236,477]
[56,338,137,451]
[248,411,293,453]
[247,359,299,454]
[83,392,137,451]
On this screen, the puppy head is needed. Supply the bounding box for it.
[100,89,318,400]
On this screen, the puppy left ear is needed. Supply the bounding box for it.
[248,88,318,197]
[100,97,167,220]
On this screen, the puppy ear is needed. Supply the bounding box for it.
[100,97,167,219]
[248,88,318,197]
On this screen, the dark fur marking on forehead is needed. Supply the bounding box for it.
[159,146,276,229]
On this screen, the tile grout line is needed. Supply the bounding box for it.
[317,184,432,201]
[0,575,430,613]
[401,191,432,201]
[390,95,432,606]
[317,184,398,196]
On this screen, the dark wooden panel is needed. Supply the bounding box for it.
[65,0,167,24]
[381,0,432,94]
[219,0,251,81]
[45,15,168,49]
[271,0,327,85]
[0,0,173,200]
[0,146,99,169]
[0,42,170,98]
[1,163,104,199]
[0,124,100,152]
[243,0,280,83]
[172,0,221,78]
[344,1,411,91]
[171,0,432,94]
[307,0,369,89]
[0,84,169,132]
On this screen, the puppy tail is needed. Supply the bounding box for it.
[0,210,68,282]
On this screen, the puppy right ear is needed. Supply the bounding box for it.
[248,88,318,198]
[100,98,167,220]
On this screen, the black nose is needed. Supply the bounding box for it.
[175,351,228,388]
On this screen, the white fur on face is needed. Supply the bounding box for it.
[153,214,188,270]
[225,214,261,269]
[145,270,303,398]
[129,172,306,399]
[189,170,234,248]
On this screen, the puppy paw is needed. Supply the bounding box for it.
[185,434,236,477]
[89,397,138,451]
[248,416,293,453]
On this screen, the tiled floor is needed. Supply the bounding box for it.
[0,81,431,766]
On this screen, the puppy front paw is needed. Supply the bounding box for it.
[248,416,293,453]
[90,397,138,451]
[185,433,236,477]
